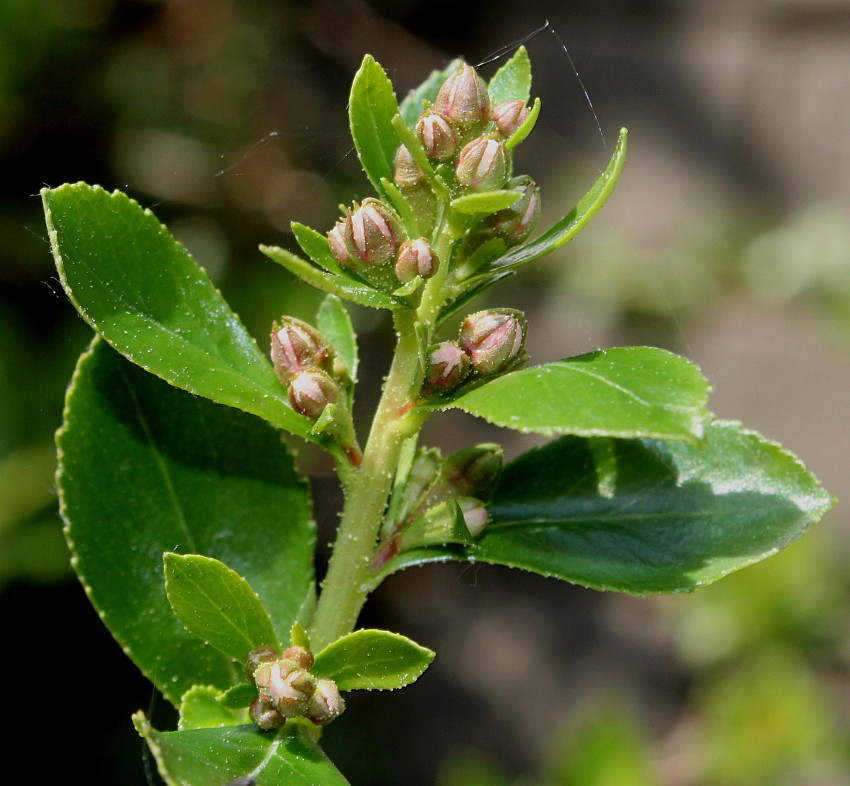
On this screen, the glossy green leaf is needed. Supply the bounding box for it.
[261,244,402,310]
[42,183,315,441]
[451,189,522,215]
[488,46,532,105]
[399,58,463,127]
[179,685,245,730]
[135,713,349,786]
[444,347,710,441]
[164,553,281,662]
[489,128,627,271]
[291,222,347,275]
[377,421,835,595]
[350,54,400,198]
[317,295,358,383]
[381,176,421,238]
[219,682,258,710]
[313,629,435,691]
[59,338,314,705]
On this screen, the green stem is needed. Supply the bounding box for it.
[310,307,422,651]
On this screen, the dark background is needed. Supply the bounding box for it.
[2,1,849,783]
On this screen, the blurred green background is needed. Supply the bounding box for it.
[1,0,848,783]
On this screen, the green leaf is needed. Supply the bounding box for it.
[490,128,627,271]
[399,58,463,128]
[291,222,347,275]
[179,685,245,730]
[444,347,710,441]
[164,553,281,662]
[488,46,532,105]
[42,183,315,441]
[350,54,400,197]
[317,295,358,383]
[261,244,402,310]
[313,629,435,691]
[451,189,523,216]
[218,682,258,710]
[59,338,314,705]
[505,96,541,150]
[378,421,835,595]
[135,713,349,786]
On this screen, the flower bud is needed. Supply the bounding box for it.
[288,369,339,420]
[458,496,488,538]
[270,317,329,385]
[425,341,471,390]
[249,696,285,731]
[455,137,508,191]
[254,661,316,718]
[395,238,438,284]
[416,110,459,160]
[393,144,424,187]
[486,177,541,245]
[459,309,526,376]
[307,678,345,725]
[433,64,491,133]
[350,198,404,266]
[443,443,503,499]
[492,99,530,138]
[244,644,280,681]
[280,645,314,671]
[327,218,356,268]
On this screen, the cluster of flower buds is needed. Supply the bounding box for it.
[326,198,439,290]
[423,309,527,396]
[245,644,344,731]
[270,317,343,421]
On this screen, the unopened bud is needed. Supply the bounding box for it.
[395,238,438,284]
[425,341,471,390]
[487,177,541,245]
[244,645,280,681]
[458,497,489,538]
[350,198,404,265]
[307,678,345,725]
[455,137,508,191]
[249,696,285,731]
[492,100,530,138]
[433,64,491,132]
[393,144,425,187]
[327,218,356,268]
[254,661,316,718]
[280,645,314,671]
[459,309,526,376]
[270,317,328,385]
[443,444,503,499]
[288,369,338,420]
[416,110,459,160]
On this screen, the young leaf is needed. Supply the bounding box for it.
[376,421,835,595]
[42,183,315,441]
[261,244,402,310]
[59,338,314,705]
[135,713,349,786]
[489,128,628,271]
[218,682,258,710]
[179,685,245,730]
[350,54,401,198]
[505,96,541,150]
[399,58,464,128]
[317,295,358,383]
[164,553,281,662]
[451,189,523,216]
[291,222,348,275]
[442,347,710,441]
[313,629,435,691]
[488,46,532,105]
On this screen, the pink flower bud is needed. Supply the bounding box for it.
[288,369,339,420]
[280,645,314,671]
[458,497,488,538]
[307,678,345,725]
[327,218,356,268]
[270,317,328,385]
[443,444,503,499]
[455,137,508,191]
[425,341,470,390]
[249,696,285,730]
[393,144,424,187]
[395,238,438,284]
[243,644,280,681]
[459,309,526,376]
[433,64,491,132]
[487,178,541,245]
[254,661,316,719]
[492,99,530,138]
[416,110,459,160]
[349,198,404,266]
